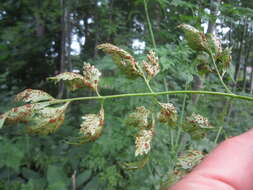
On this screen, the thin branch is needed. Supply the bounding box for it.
[208,50,232,93]
[144,0,156,49]
[46,90,253,105]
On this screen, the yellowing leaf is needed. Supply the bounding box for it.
[48,72,85,91]
[1,101,69,135]
[15,89,55,103]
[5,104,38,124]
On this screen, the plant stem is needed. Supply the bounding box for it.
[208,51,232,94]
[144,0,156,49]
[214,97,231,143]
[136,63,159,104]
[95,87,101,97]
[175,93,187,148]
[47,90,253,105]
[214,125,223,144]
[144,77,154,94]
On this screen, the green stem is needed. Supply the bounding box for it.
[214,97,231,144]
[175,93,187,148]
[214,126,223,144]
[95,87,105,106]
[95,87,101,97]
[136,62,159,104]
[46,90,253,105]
[144,77,154,94]
[208,51,232,94]
[144,0,156,49]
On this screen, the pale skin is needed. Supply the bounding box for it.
[169,128,253,190]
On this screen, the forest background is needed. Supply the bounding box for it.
[0,0,253,189]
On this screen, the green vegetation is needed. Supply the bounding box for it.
[0,0,253,189]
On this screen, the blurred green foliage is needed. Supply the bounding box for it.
[0,0,253,189]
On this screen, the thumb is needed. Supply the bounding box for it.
[169,128,253,190]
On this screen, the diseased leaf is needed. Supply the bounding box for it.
[47,72,85,91]
[216,47,232,71]
[142,50,160,80]
[5,104,37,124]
[206,34,222,55]
[97,43,141,78]
[15,89,55,103]
[1,101,69,135]
[158,102,178,127]
[178,24,208,52]
[177,150,204,170]
[126,106,150,128]
[68,108,104,145]
[183,113,213,140]
[83,63,101,90]
[27,102,69,135]
[4,102,49,124]
[135,129,153,157]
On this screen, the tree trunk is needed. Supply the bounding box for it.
[207,0,220,34]
[234,19,247,88]
[58,0,70,98]
[35,13,45,37]
[250,67,253,94]
[242,21,251,92]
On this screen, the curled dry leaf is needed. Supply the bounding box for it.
[83,63,101,90]
[177,150,204,170]
[15,89,55,103]
[158,103,178,126]
[206,33,222,55]
[143,50,160,80]
[160,150,204,189]
[216,47,232,71]
[126,106,150,128]
[47,72,85,91]
[97,43,141,77]
[178,24,208,52]
[135,128,154,157]
[184,113,213,140]
[75,108,104,144]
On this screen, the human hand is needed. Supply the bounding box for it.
[169,129,253,190]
